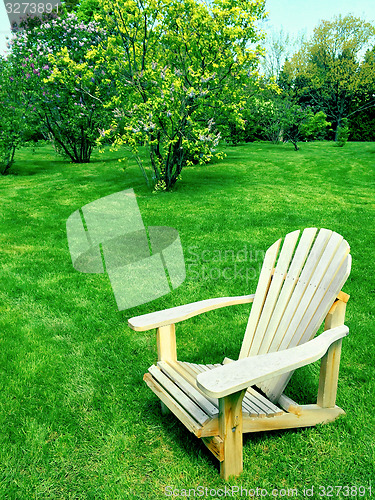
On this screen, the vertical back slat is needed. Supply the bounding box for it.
[247,230,300,356]
[257,228,317,355]
[296,252,351,347]
[239,239,281,359]
[263,255,352,401]
[266,228,332,353]
[276,231,343,352]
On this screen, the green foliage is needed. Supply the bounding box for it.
[300,110,331,141]
[215,78,269,146]
[250,93,285,144]
[280,15,375,141]
[251,91,319,150]
[60,0,81,13]
[348,110,375,142]
[281,104,308,150]
[76,0,102,22]
[97,0,266,190]
[219,106,265,145]
[335,118,350,147]
[0,57,35,175]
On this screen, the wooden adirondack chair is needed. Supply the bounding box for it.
[128,228,351,479]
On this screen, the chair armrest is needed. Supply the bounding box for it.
[196,325,349,398]
[128,294,255,331]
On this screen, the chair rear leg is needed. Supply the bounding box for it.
[318,297,348,408]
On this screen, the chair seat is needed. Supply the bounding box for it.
[144,360,284,438]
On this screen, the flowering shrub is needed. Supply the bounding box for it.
[8,13,113,163]
[98,0,265,190]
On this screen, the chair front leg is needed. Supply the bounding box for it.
[157,324,177,362]
[156,324,177,414]
[219,389,246,480]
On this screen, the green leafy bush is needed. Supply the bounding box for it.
[0,58,32,174]
[300,110,331,141]
[335,118,350,147]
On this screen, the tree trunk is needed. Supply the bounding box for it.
[1,144,17,175]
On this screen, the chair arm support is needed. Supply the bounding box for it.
[128,295,255,331]
[196,325,349,398]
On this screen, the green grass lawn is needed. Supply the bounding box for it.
[0,141,374,499]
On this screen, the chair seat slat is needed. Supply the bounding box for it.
[148,365,210,426]
[158,361,219,417]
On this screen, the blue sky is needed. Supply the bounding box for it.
[1,0,375,56]
[263,0,375,38]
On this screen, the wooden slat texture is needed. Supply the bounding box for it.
[148,365,210,426]
[219,390,246,480]
[129,294,255,331]
[190,363,206,373]
[276,232,344,352]
[247,388,284,416]
[239,239,281,359]
[243,394,266,417]
[196,326,348,398]
[177,361,202,380]
[178,362,283,415]
[157,324,177,362]
[257,228,318,355]
[158,361,219,417]
[143,373,203,436]
[207,363,222,370]
[242,405,345,433]
[165,361,283,417]
[277,394,302,415]
[140,227,351,479]
[241,397,263,417]
[248,230,300,356]
[317,339,343,408]
[173,362,220,407]
[261,245,351,401]
[266,229,333,354]
[202,436,224,462]
[258,230,344,399]
[295,254,351,348]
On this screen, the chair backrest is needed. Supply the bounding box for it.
[239,228,351,402]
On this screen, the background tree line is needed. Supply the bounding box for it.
[261,15,375,144]
[0,0,374,188]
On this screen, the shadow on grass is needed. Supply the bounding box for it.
[141,393,318,478]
